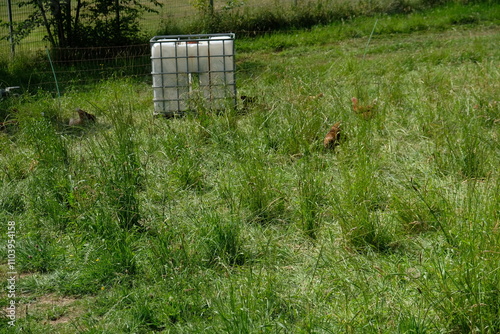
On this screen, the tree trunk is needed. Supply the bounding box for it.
[64,0,72,46]
[115,0,121,40]
[37,0,56,46]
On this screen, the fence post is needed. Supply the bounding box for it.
[7,0,15,57]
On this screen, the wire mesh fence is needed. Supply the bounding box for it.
[0,0,304,57]
[0,0,304,91]
[0,0,187,56]
[1,0,414,92]
[1,45,151,95]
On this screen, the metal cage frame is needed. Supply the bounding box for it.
[151,33,236,114]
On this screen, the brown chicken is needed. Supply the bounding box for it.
[323,121,341,149]
[69,108,96,126]
[352,97,377,119]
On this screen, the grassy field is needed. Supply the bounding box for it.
[1,3,499,333]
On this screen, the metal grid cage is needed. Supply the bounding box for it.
[151,34,236,114]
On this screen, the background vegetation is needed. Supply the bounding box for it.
[12,0,161,47]
[2,0,498,53]
[1,1,499,332]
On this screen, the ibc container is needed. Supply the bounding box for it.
[151,34,236,113]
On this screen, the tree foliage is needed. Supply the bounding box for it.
[14,0,161,48]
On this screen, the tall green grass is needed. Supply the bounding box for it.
[1,6,499,333]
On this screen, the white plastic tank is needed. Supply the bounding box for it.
[151,34,236,113]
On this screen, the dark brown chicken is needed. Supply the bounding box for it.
[69,108,96,126]
[323,121,341,149]
[352,97,377,119]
